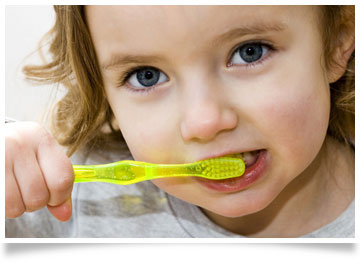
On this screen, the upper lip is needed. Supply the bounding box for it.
[197,148,263,162]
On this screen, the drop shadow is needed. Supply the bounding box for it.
[3,243,107,255]
[279,242,357,252]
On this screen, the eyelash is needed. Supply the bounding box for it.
[117,66,150,89]
[116,41,276,92]
[228,40,275,68]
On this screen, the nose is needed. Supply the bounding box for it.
[180,86,238,142]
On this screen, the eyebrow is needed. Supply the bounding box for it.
[101,21,287,70]
[101,54,163,70]
[211,21,288,46]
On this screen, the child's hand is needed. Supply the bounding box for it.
[5,121,74,222]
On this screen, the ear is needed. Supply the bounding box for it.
[327,28,355,84]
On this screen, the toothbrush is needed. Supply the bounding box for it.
[73,157,245,185]
[6,118,245,185]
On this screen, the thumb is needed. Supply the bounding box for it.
[47,196,72,222]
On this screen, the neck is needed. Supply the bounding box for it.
[202,136,355,237]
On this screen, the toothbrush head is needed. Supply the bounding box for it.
[191,157,245,180]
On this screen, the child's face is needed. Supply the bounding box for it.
[86,6,330,217]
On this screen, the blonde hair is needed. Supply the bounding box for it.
[320,6,355,147]
[23,5,355,156]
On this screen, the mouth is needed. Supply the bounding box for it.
[193,149,268,193]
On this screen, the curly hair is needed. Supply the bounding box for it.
[22,6,355,156]
[319,6,355,147]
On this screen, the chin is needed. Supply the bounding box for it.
[204,191,277,218]
[204,205,259,218]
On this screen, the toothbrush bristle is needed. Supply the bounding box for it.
[200,157,245,179]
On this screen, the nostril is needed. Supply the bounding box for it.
[180,119,217,142]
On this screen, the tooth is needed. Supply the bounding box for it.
[226,153,246,159]
[242,151,257,165]
[234,153,243,159]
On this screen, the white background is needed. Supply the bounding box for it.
[2,3,359,264]
[5,5,63,124]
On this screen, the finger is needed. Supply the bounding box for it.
[36,132,74,207]
[5,163,25,218]
[47,196,72,222]
[13,149,50,212]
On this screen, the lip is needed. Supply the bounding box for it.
[198,149,261,161]
[193,149,268,193]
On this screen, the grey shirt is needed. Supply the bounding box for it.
[6,140,355,238]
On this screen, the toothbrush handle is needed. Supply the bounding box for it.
[73,161,145,184]
[73,165,96,182]
[73,161,205,184]
[143,163,204,180]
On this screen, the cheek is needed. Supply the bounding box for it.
[123,124,160,160]
[110,98,179,163]
[259,81,330,168]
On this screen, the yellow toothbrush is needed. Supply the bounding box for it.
[73,157,245,185]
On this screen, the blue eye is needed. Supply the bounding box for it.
[230,42,270,65]
[128,67,168,89]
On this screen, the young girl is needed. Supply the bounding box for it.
[5,5,355,238]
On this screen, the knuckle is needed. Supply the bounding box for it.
[6,135,25,155]
[25,200,45,212]
[24,194,49,212]
[5,121,44,154]
[6,200,25,218]
[37,128,55,148]
[6,207,25,219]
[52,173,74,194]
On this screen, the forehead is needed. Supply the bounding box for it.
[85,6,317,64]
